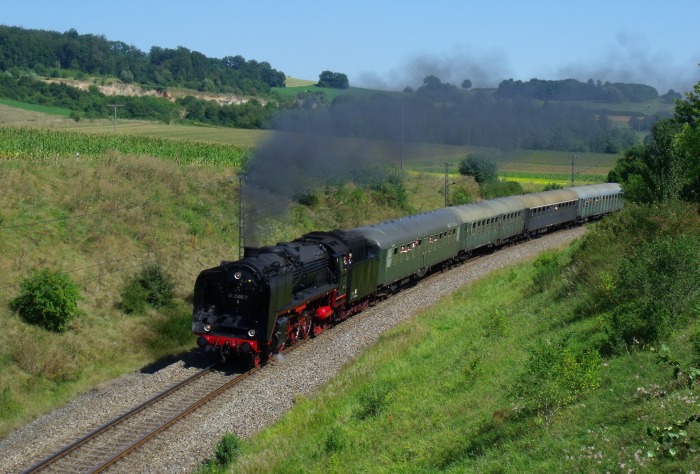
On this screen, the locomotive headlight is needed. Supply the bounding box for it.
[247,329,256,337]
[204,324,212,332]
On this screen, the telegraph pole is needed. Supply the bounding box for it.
[444,162,452,207]
[107,104,125,132]
[400,102,404,172]
[571,154,579,186]
[237,175,244,258]
[228,175,245,258]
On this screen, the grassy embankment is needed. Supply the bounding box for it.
[223,202,700,473]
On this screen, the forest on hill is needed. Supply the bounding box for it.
[0,25,285,94]
[0,24,678,154]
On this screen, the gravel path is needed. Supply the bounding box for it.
[0,227,586,474]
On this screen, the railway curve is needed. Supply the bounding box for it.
[2,226,587,474]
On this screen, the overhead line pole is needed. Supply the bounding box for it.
[444,162,452,207]
[571,154,579,186]
[107,104,125,132]
[228,175,245,259]
[237,175,244,259]
[400,102,404,172]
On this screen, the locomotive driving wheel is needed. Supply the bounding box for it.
[300,311,313,339]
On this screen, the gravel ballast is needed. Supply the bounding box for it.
[1,227,586,474]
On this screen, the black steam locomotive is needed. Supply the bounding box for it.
[193,183,623,366]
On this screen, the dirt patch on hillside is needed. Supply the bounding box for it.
[45,78,255,106]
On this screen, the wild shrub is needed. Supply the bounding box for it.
[531,251,562,293]
[9,269,82,332]
[119,262,175,314]
[569,201,700,323]
[481,179,523,199]
[647,347,700,458]
[355,381,391,420]
[214,432,242,465]
[690,330,700,367]
[512,336,602,420]
[193,432,242,473]
[119,279,149,314]
[147,308,194,355]
[605,236,700,350]
[450,190,473,205]
[371,165,410,211]
[0,386,22,420]
[324,425,345,453]
[543,182,563,191]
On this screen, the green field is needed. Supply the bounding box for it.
[0,99,72,117]
[0,103,618,183]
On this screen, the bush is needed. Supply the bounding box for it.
[512,336,602,420]
[605,236,700,350]
[531,251,562,293]
[119,279,148,314]
[481,180,524,199]
[0,386,22,420]
[458,154,498,184]
[215,432,242,465]
[119,262,175,314]
[355,382,392,420]
[9,269,82,332]
[195,432,242,473]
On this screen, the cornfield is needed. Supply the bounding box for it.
[0,127,251,166]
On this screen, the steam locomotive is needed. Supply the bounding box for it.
[192,183,623,366]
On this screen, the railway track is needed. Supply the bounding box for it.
[19,234,554,474]
[2,228,589,474]
[22,365,252,474]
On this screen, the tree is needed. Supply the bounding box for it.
[674,79,700,202]
[317,70,349,89]
[609,75,700,204]
[461,79,472,90]
[458,154,498,184]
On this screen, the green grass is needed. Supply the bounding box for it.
[284,77,317,88]
[0,99,72,117]
[273,84,400,102]
[228,235,700,472]
[0,127,251,165]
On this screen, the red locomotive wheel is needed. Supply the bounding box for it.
[301,312,313,339]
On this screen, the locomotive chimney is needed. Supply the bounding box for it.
[244,247,261,258]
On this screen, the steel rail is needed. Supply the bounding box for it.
[22,364,216,474]
[91,370,255,473]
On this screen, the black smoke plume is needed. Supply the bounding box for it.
[241,104,405,246]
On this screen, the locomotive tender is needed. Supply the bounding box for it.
[193,183,623,366]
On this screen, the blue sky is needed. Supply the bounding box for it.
[4,0,699,93]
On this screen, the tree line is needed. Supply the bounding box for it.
[0,25,285,95]
[496,77,679,103]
